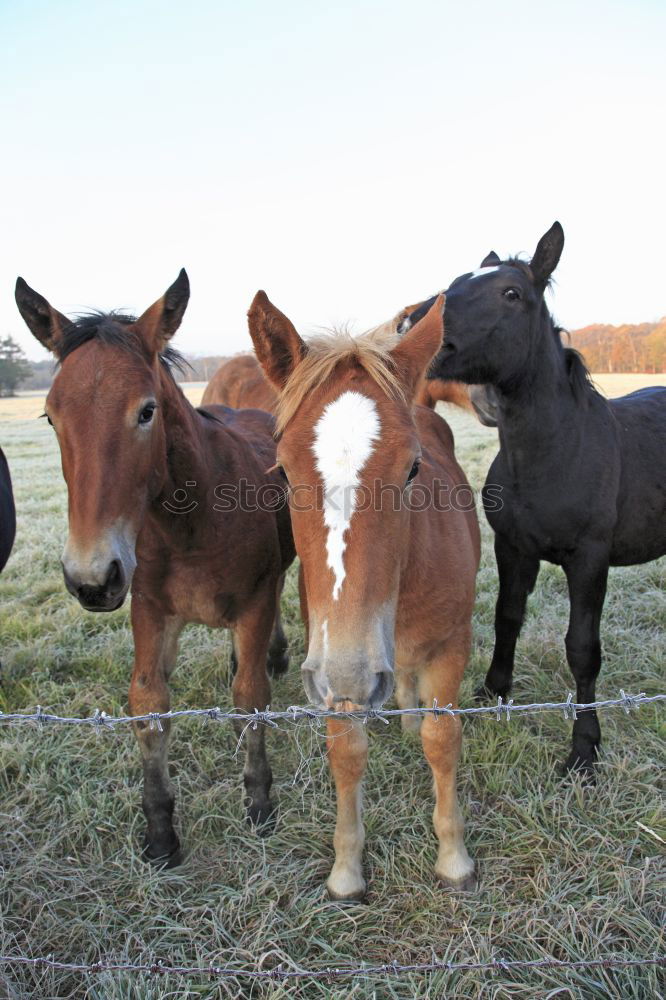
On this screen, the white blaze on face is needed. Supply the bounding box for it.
[312,391,381,601]
[469,266,500,280]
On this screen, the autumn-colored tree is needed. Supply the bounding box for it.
[571,319,666,373]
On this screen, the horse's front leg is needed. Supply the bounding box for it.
[562,548,609,777]
[128,594,183,867]
[419,629,475,890]
[325,717,368,900]
[231,585,276,829]
[480,534,540,699]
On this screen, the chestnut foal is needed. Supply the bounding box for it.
[249,292,480,899]
[16,271,294,866]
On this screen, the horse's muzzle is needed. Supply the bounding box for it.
[63,558,128,612]
[302,664,394,712]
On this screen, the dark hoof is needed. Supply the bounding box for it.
[142,835,182,869]
[437,871,477,893]
[246,799,277,836]
[267,648,289,678]
[473,682,509,703]
[558,749,598,782]
[327,888,368,904]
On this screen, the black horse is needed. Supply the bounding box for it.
[0,447,15,575]
[428,222,666,775]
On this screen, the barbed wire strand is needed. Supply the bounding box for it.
[0,690,663,733]
[0,952,663,981]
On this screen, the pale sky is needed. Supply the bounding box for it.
[2,0,665,361]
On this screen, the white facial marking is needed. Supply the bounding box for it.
[469,266,500,280]
[312,391,380,601]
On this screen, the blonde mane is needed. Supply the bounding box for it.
[275,310,407,434]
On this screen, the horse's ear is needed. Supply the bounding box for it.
[480,250,501,268]
[390,294,445,400]
[247,290,307,390]
[133,269,190,353]
[530,222,564,287]
[15,278,70,355]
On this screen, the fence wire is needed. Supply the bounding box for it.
[0,690,663,734]
[0,952,663,982]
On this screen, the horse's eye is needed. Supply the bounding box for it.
[407,459,421,484]
[46,415,53,427]
[503,288,520,301]
[138,403,157,426]
[278,466,289,485]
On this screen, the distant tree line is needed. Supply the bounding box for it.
[570,318,666,373]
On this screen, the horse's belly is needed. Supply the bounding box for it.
[163,572,236,628]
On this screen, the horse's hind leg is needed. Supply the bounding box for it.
[561,550,609,777]
[231,586,276,830]
[325,716,368,900]
[267,573,289,677]
[479,534,540,700]
[419,628,475,890]
[128,598,183,867]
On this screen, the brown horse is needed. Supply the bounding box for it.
[15,271,295,866]
[415,377,497,423]
[202,305,498,425]
[248,292,480,899]
[201,353,278,411]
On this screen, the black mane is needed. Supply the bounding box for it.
[57,311,189,378]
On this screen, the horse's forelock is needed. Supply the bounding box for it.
[274,329,405,435]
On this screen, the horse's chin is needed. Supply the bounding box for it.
[78,590,128,613]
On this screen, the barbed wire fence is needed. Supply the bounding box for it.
[0,952,664,983]
[1,689,663,732]
[1,688,664,986]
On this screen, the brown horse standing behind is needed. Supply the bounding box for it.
[16,271,294,866]
[203,302,497,424]
[249,292,480,899]
[201,353,278,411]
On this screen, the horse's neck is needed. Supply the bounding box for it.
[142,373,221,546]
[496,329,583,480]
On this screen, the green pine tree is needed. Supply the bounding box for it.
[0,335,33,397]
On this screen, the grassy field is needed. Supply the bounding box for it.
[0,380,664,999]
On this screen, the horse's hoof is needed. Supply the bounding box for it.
[437,871,477,893]
[142,836,182,869]
[246,800,277,836]
[326,880,367,903]
[326,887,367,904]
[558,750,598,783]
[473,683,504,703]
[267,649,289,678]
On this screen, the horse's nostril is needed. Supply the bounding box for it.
[369,671,394,708]
[105,559,124,593]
